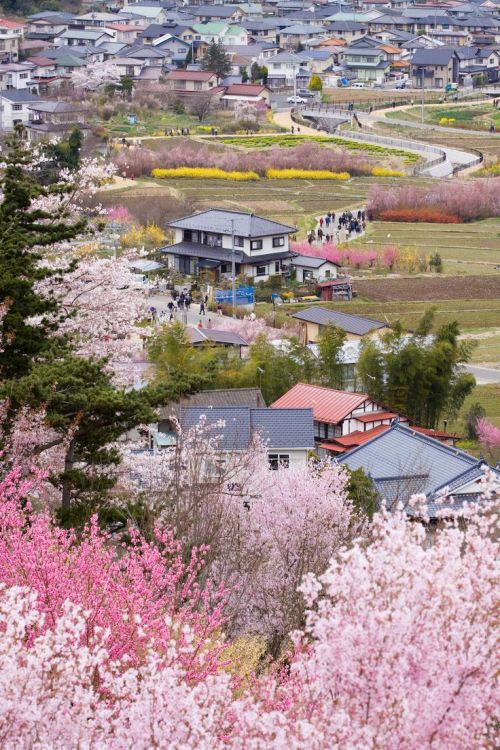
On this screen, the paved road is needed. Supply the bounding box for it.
[465,365,500,385]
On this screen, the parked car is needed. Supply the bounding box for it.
[395,79,409,89]
[297,89,316,98]
[351,81,365,89]
[287,95,307,103]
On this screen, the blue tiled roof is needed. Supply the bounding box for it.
[180,406,314,451]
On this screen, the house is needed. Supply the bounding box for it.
[152,35,191,66]
[160,209,297,282]
[220,82,270,108]
[186,5,247,24]
[272,382,408,444]
[325,20,369,43]
[340,422,500,519]
[265,50,310,89]
[25,100,87,141]
[291,307,389,344]
[186,326,249,356]
[105,23,145,44]
[191,22,249,46]
[54,29,113,47]
[164,69,219,94]
[410,47,460,88]
[278,24,327,50]
[0,62,35,92]
[27,56,62,93]
[179,406,315,468]
[342,44,390,83]
[290,254,340,283]
[26,12,71,41]
[0,88,40,130]
[0,18,24,62]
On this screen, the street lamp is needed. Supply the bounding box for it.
[419,65,426,124]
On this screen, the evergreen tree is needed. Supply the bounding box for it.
[317,323,346,389]
[201,40,231,81]
[0,131,201,512]
[308,74,323,92]
[0,128,85,380]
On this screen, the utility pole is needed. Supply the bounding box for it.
[421,66,425,124]
[230,218,236,317]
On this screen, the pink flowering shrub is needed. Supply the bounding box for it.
[115,141,377,179]
[0,470,497,748]
[0,468,227,680]
[290,241,401,270]
[214,315,283,343]
[368,179,500,222]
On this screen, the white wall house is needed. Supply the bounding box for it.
[0,62,35,91]
[161,209,298,283]
[0,89,40,130]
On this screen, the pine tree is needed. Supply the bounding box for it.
[201,40,231,81]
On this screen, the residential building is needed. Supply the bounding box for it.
[164,69,219,94]
[0,62,35,92]
[340,422,500,519]
[0,88,40,130]
[25,100,87,141]
[410,47,461,88]
[160,209,297,282]
[289,254,340,283]
[291,307,389,344]
[185,326,249,356]
[342,44,390,83]
[0,18,24,62]
[265,50,310,88]
[220,82,271,108]
[272,382,407,444]
[278,24,326,50]
[179,406,315,468]
[54,29,113,47]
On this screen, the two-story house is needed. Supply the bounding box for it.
[0,62,35,91]
[164,69,219,94]
[25,99,87,141]
[0,18,24,62]
[272,383,408,446]
[410,47,460,88]
[160,209,298,282]
[0,88,41,130]
[277,24,327,50]
[342,43,390,84]
[264,51,311,89]
[191,22,249,46]
[179,406,315,468]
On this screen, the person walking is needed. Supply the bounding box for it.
[319,216,324,228]
[200,300,206,316]
[217,303,223,316]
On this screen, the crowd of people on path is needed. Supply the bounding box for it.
[308,209,367,245]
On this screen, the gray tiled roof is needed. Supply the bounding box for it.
[179,406,314,451]
[340,423,498,517]
[0,89,40,103]
[160,241,246,263]
[158,388,265,420]
[187,327,249,346]
[169,209,296,237]
[291,307,387,335]
[411,48,458,65]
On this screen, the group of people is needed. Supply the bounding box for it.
[308,209,367,245]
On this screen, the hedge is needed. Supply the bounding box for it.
[151,167,260,180]
[371,167,405,178]
[378,208,462,223]
[265,168,350,180]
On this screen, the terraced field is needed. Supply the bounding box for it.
[358,219,500,275]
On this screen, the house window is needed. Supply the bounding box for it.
[272,236,284,247]
[19,72,29,79]
[234,235,244,247]
[194,81,203,90]
[275,261,280,273]
[220,263,228,273]
[268,453,290,470]
[13,104,22,111]
[251,239,263,250]
[256,265,267,276]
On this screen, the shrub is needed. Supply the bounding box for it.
[371,167,405,178]
[368,179,500,222]
[378,208,462,223]
[266,168,350,180]
[151,167,260,181]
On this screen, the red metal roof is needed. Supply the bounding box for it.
[320,424,391,453]
[272,383,369,425]
[0,18,24,29]
[355,411,397,423]
[413,426,461,440]
[224,83,268,96]
[165,70,216,81]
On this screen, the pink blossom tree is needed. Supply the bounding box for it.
[476,418,500,461]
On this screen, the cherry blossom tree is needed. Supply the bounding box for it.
[72,62,122,92]
[476,418,500,461]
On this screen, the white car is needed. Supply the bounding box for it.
[287,95,306,104]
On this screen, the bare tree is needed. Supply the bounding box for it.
[188,93,214,123]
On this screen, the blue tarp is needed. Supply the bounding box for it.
[215,286,254,305]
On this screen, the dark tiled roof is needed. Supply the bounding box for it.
[160,241,246,263]
[0,89,40,102]
[291,307,387,335]
[187,327,249,346]
[411,47,458,65]
[340,423,499,517]
[179,406,314,450]
[169,209,296,237]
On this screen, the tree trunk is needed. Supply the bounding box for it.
[61,439,75,510]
